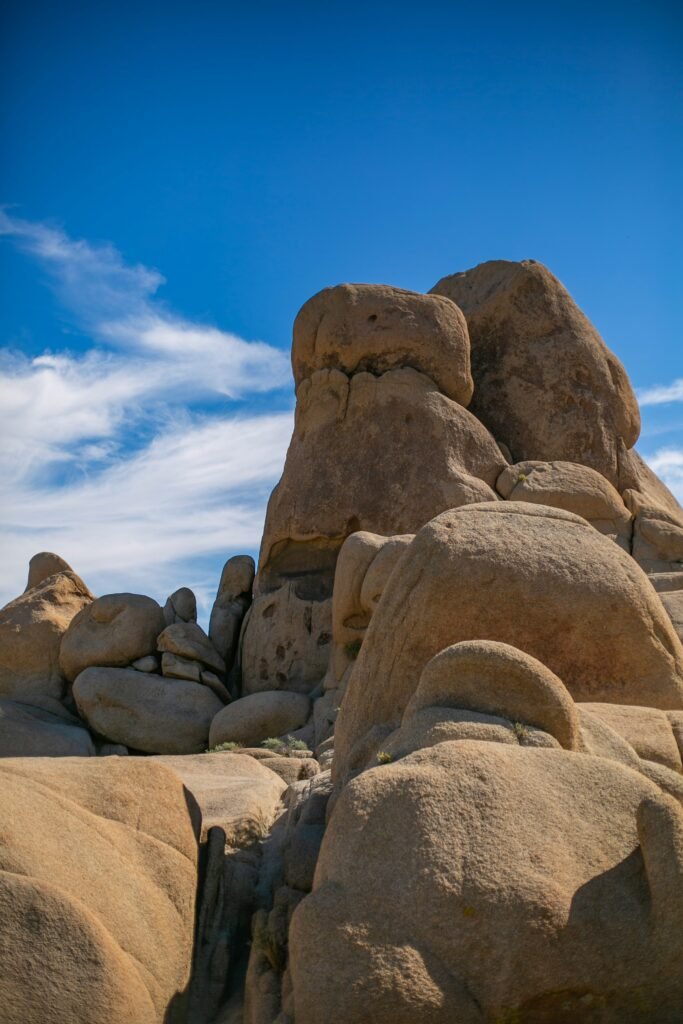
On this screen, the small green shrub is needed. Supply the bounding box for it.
[261,737,286,750]
[516,473,527,483]
[205,741,241,753]
[377,750,394,764]
[511,721,529,741]
[344,638,363,660]
[284,735,309,751]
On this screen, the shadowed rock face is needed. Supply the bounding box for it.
[431,259,640,486]
[289,742,683,1024]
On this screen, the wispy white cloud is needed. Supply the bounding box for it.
[637,379,683,407]
[0,210,293,615]
[643,447,683,504]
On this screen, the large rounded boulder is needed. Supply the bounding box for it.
[73,667,223,754]
[289,742,683,1023]
[292,283,473,405]
[60,593,166,682]
[0,568,94,701]
[0,757,199,1023]
[431,259,640,485]
[334,502,683,779]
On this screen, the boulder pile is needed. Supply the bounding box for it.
[1,258,683,1022]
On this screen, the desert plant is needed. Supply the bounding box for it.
[205,741,241,753]
[377,750,394,764]
[511,721,529,741]
[516,473,527,483]
[284,735,309,751]
[261,737,286,751]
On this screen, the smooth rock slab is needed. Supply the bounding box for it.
[0,757,198,1024]
[152,752,286,844]
[0,698,96,758]
[73,666,223,754]
[209,691,311,749]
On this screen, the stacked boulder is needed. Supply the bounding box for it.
[0,553,96,757]
[241,283,508,698]
[2,257,683,1023]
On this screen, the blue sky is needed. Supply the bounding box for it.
[1,0,681,617]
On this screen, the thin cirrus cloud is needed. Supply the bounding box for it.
[0,209,293,614]
[637,379,683,407]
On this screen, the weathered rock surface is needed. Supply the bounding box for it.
[431,259,640,485]
[497,459,632,547]
[24,551,74,592]
[0,698,96,757]
[152,752,286,843]
[162,586,197,625]
[290,742,683,1023]
[334,503,683,779]
[662,588,683,644]
[209,691,311,749]
[0,757,198,1024]
[581,702,682,773]
[157,621,226,676]
[73,666,223,754]
[292,283,474,405]
[209,555,255,672]
[241,586,332,696]
[624,489,683,573]
[60,593,165,682]
[0,569,93,701]
[405,640,581,750]
[617,440,683,512]
[259,367,504,578]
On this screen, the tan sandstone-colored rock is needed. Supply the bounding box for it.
[258,367,504,585]
[329,531,414,685]
[59,593,165,683]
[73,666,223,754]
[617,439,682,512]
[24,551,74,592]
[405,641,581,751]
[497,459,632,547]
[157,621,226,676]
[209,691,311,750]
[0,570,93,701]
[334,503,683,780]
[290,742,683,1023]
[162,586,197,625]
[581,703,682,773]
[209,554,255,671]
[151,752,286,844]
[661,589,683,645]
[431,259,640,485]
[0,757,198,1024]
[624,489,683,573]
[0,698,95,758]
[292,283,474,405]
[240,586,332,696]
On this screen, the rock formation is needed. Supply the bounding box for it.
[1,257,683,1023]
